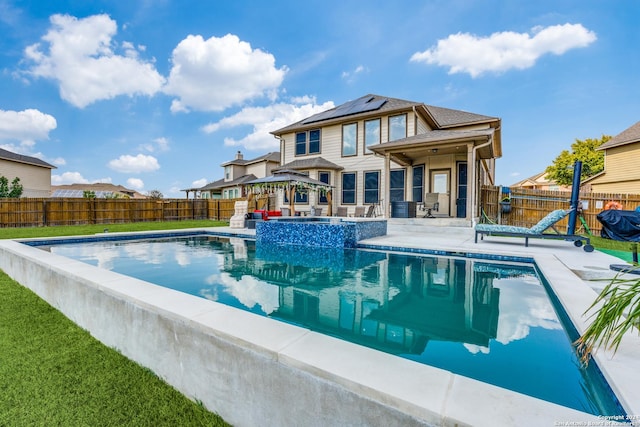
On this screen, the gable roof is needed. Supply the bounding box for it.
[0,147,56,169]
[271,94,499,135]
[598,121,640,150]
[275,157,344,171]
[220,151,280,167]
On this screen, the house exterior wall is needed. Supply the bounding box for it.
[589,143,640,194]
[245,161,278,179]
[279,113,495,216]
[0,159,52,197]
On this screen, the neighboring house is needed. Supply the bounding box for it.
[183,151,281,199]
[0,147,56,197]
[582,121,640,194]
[51,183,147,198]
[511,172,571,192]
[271,94,501,220]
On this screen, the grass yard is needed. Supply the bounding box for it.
[0,220,229,426]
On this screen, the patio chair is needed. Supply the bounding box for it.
[365,204,375,217]
[335,206,348,217]
[353,206,365,217]
[310,206,323,216]
[474,209,594,252]
[422,193,439,218]
[229,200,249,228]
[280,207,290,216]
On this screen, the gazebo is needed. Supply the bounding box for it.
[244,169,333,216]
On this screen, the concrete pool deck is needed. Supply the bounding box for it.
[1,222,639,426]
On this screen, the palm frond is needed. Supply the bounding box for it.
[575,272,640,365]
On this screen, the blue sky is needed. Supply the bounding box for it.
[1,1,638,197]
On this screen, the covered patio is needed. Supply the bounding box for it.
[368,128,501,223]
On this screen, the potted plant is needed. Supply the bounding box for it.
[500,196,512,213]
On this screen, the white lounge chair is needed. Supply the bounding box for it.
[229,201,248,228]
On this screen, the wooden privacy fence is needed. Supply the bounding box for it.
[0,198,241,228]
[480,185,640,236]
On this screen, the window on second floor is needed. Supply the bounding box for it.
[295,129,321,156]
[364,118,380,154]
[342,123,357,157]
[224,165,231,180]
[389,114,407,141]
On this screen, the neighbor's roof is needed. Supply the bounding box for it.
[220,151,280,167]
[598,121,640,150]
[52,183,146,198]
[275,157,343,171]
[271,94,498,134]
[0,147,56,169]
[183,174,258,192]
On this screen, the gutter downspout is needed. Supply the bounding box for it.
[470,137,493,226]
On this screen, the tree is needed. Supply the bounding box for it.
[0,176,24,198]
[545,135,610,186]
[147,189,163,200]
[83,190,96,198]
[8,177,23,198]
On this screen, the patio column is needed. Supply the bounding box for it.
[467,144,474,221]
[384,153,391,218]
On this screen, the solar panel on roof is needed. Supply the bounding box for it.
[303,97,387,124]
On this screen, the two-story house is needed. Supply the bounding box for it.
[582,120,640,194]
[184,151,280,199]
[271,94,501,221]
[0,147,56,197]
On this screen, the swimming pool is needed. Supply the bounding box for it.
[39,233,624,416]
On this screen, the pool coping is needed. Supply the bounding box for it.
[2,228,639,426]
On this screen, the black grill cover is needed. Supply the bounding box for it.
[597,210,640,242]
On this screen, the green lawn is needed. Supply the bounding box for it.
[0,221,229,426]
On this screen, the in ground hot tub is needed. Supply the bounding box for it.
[256,217,387,247]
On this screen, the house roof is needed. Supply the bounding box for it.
[511,171,547,188]
[275,157,344,171]
[184,174,258,192]
[220,151,280,167]
[368,128,497,157]
[0,147,56,169]
[423,104,498,128]
[598,121,640,150]
[52,183,146,198]
[271,94,499,134]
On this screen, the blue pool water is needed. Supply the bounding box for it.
[41,234,624,416]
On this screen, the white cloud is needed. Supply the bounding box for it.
[126,177,144,190]
[191,178,207,188]
[51,171,89,184]
[0,109,57,146]
[341,65,367,83]
[201,97,334,151]
[108,154,159,173]
[164,33,287,113]
[139,136,169,153]
[411,23,597,77]
[24,14,165,108]
[49,157,66,166]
